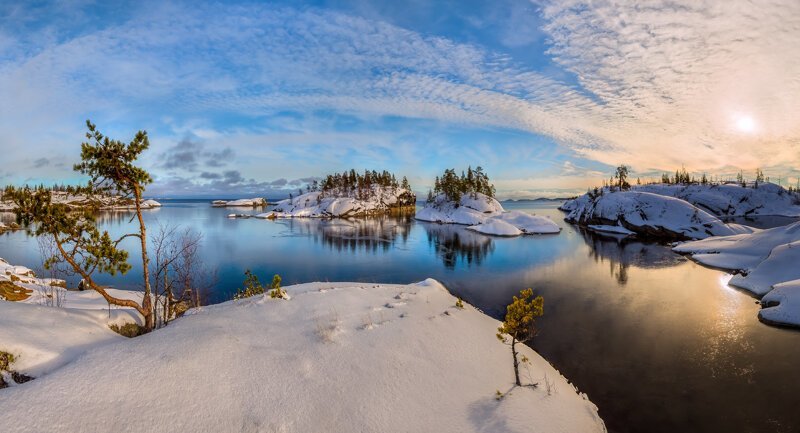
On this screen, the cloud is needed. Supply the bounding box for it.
[159,137,235,172]
[1,0,799,195]
[32,157,50,168]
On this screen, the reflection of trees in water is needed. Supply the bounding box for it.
[577,228,684,285]
[423,223,494,269]
[286,215,413,253]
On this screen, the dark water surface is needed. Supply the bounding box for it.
[1,200,799,433]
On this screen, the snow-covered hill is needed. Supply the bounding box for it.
[259,187,415,218]
[674,221,800,327]
[562,190,755,240]
[637,183,800,217]
[562,183,800,217]
[0,274,605,432]
[416,193,560,236]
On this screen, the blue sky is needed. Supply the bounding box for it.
[1,0,799,198]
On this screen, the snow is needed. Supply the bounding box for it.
[212,197,267,207]
[759,280,800,327]
[674,221,800,327]
[0,192,162,211]
[467,211,561,236]
[563,190,755,240]
[562,183,800,217]
[259,187,414,218]
[636,182,800,217]
[416,193,505,225]
[467,218,522,236]
[0,278,605,433]
[587,224,635,236]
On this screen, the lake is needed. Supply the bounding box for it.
[1,200,799,433]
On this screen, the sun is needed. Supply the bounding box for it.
[735,115,756,133]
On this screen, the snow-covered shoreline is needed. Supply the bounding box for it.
[674,221,800,327]
[0,255,605,432]
[0,192,161,212]
[416,193,561,236]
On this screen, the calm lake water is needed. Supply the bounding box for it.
[1,200,799,433]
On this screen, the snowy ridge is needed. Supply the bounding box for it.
[417,193,560,236]
[258,186,415,218]
[562,190,755,240]
[674,221,800,327]
[0,278,605,432]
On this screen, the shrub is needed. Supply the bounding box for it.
[234,269,265,300]
[109,322,147,338]
[497,288,544,386]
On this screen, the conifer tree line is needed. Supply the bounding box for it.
[427,166,496,203]
[310,169,415,205]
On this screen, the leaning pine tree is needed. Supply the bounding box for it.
[10,120,158,331]
[496,288,544,386]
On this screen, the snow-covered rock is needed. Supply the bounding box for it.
[563,191,755,240]
[416,193,504,225]
[587,224,635,236]
[212,197,267,207]
[467,218,522,236]
[561,183,800,217]
[674,221,800,327]
[419,195,560,237]
[637,182,800,217]
[0,279,606,433]
[259,187,415,218]
[140,199,162,208]
[0,192,162,211]
[759,280,800,328]
[467,211,561,236]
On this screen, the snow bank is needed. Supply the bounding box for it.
[467,218,522,236]
[674,222,800,326]
[0,193,161,211]
[259,187,414,218]
[0,279,605,433]
[563,191,754,240]
[467,211,561,236]
[212,197,267,207]
[759,280,800,327]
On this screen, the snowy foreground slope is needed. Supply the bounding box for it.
[417,193,560,236]
[258,187,415,218]
[562,190,754,240]
[674,222,800,327]
[0,279,605,433]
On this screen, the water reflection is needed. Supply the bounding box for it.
[422,223,494,269]
[279,216,413,253]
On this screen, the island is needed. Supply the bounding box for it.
[257,170,416,218]
[415,167,560,236]
[560,181,800,241]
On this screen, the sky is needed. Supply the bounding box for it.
[1,0,799,199]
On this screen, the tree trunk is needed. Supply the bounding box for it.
[511,338,521,386]
[134,185,154,331]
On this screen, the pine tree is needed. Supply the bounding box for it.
[10,120,158,331]
[497,288,544,387]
